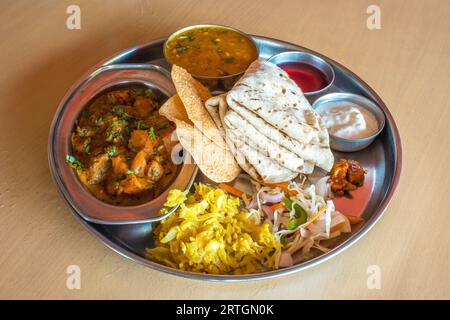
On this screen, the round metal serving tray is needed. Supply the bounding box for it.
[50,36,402,281]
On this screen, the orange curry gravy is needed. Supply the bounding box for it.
[165,26,258,77]
[67,87,178,206]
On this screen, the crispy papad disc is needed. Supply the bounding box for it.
[171,65,228,150]
[160,95,240,183]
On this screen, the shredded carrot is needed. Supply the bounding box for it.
[217,183,245,198]
[271,203,287,212]
[267,182,290,189]
[345,215,364,224]
[266,182,298,197]
[330,222,345,233]
[302,205,329,228]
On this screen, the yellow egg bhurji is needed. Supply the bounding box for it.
[146,183,281,274]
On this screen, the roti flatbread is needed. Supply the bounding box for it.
[224,97,332,171]
[224,110,306,173]
[227,60,322,145]
[205,95,262,182]
[226,59,334,171]
[227,130,298,183]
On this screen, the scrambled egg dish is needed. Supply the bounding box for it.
[146,183,281,274]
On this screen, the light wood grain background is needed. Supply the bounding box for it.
[0,0,449,299]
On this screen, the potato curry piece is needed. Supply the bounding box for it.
[164,26,258,77]
[329,159,366,196]
[66,88,178,206]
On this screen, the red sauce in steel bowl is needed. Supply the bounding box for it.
[278,62,329,93]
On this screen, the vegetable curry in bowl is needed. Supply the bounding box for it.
[66,87,179,206]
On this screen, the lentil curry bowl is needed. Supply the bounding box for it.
[164,25,258,78]
[66,87,179,206]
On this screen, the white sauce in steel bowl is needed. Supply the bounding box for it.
[317,102,379,139]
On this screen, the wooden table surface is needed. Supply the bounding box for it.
[1,0,449,299]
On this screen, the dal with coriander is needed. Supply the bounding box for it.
[165,26,258,78]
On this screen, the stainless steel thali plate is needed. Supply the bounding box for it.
[50,36,402,281]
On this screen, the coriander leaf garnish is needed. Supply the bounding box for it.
[66,155,83,170]
[106,129,122,142]
[83,138,91,154]
[126,170,135,175]
[112,106,134,120]
[106,146,117,158]
[112,106,124,116]
[145,88,153,97]
[112,119,127,126]
[136,120,150,130]
[178,32,195,41]
[148,127,156,140]
[176,45,187,53]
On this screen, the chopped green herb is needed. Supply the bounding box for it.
[112,119,127,126]
[112,106,133,120]
[126,170,135,175]
[83,138,91,154]
[136,120,150,130]
[96,117,104,124]
[176,45,187,53]
[145,88,153,97]
[106,129,122,142]
[148,127,156,140]
[178,32,195,41]
[112,106,124,116]
[66,155,83,170]
[106,146,117,158]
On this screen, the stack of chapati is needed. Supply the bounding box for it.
[205,59,334,183]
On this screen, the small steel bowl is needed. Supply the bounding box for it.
[268,51,335,99]
[163,24,259,91]
[312,93,386,152]
[48,63,198,224]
